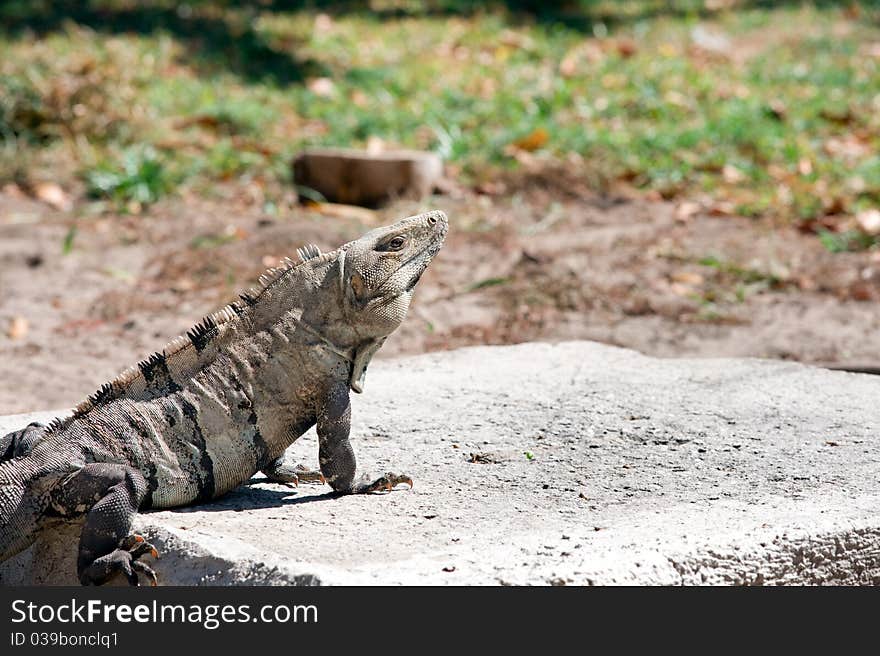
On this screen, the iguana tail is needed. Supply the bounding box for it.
[0,456,62,566]
[0,422,46,462]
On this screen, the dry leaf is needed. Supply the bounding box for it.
[7,316,28,340]
[767,99,787,120]
[559,41,604,76]
[512,127,549,152]
[820,107,855,126]
[864,43,880,58]
[691,25,731,55]
[307,201,378,223]
[307,77,335,97]
[2,183,26,199]
[797,276,818,291]
[33,182,72,212]
[499,29,532,50]
[708,201,737,216]
[849,281,875,302]
[674,201,701,222]
[722,164,745,184]
[671,271,704,286]
[350,90,368,107]
[670,283,694,297]
[172,278,196,293]
[824,135,870,161]
[616,38,637,58]
[856,209,880,235]
[559,52,579,77]
[314,13,333,32]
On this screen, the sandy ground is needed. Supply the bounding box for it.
[1,182,879,415]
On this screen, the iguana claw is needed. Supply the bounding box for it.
[80,533,160,586]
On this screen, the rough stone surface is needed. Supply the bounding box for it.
[2,341,879,586]
[292,147,443,206]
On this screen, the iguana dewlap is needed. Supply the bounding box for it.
[0,210,447,585]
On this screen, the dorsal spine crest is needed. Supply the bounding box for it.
[47,242,341,435]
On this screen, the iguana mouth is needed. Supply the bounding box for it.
[405,270,423,292]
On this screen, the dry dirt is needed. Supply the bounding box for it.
[1,181,879,415]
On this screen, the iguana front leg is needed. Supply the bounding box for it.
[317,383,413,494]
[54,463,159,586]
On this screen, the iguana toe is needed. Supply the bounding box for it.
[79,549,142,586]
[362,472,414,493]
[132,560,158,586]
[79,533,161,585]
[122,534,160,560]
[293,464,326,485]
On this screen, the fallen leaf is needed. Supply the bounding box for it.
[350,89,368,107]
[856,209,880,235]
[670,282,693,297]
[767,99,787,120]
[671,271,704,286]
[2,183,26,199]
[172,278,196,293]
[824,135,870,161]
[797,276,818,291]
[616,38,637,58]
[307,77,335,97]
[314,13,333,32]
[849,281,875,302]
[820,107,856,126]
[306,201,378,223]
[475,180,507,196]
[7,316,28,340]
[33,182,72,211]
[691,25,731,55]
[512,127,549,152]
[559,52,579,77]
[674,201,701,222]
[722,164,745,184]
[499,29,532,50]
[864,43,880,59]
[708,201,737,216]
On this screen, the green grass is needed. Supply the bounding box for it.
[1,1,879,228]
[85,147,173,209]
[818,229,880,253]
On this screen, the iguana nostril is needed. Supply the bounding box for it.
[427,214,437,225]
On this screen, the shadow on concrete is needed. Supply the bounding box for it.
[161,481,340,514]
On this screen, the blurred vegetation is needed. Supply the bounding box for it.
[1,0,879,247]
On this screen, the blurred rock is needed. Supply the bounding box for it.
[292,147,443,207]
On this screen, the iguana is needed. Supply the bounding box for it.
[0,210,447,585]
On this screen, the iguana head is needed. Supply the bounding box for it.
[340,209,447,392]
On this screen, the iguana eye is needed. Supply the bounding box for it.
[378,236,406,252]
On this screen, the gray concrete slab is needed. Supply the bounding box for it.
[2,341,879,585]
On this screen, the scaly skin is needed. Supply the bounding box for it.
[0,210,448,585]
